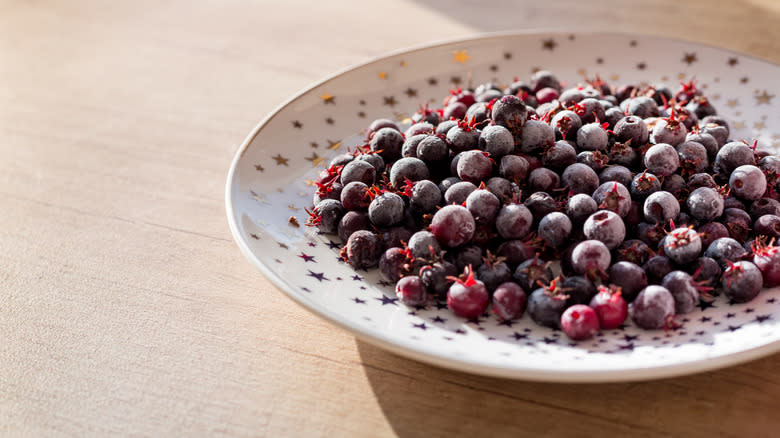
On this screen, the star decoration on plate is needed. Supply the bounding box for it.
[596,57,604,64]
[376,296,398,306]
[378,72,387,79]
[728,57,738,66]
[428,77,438,86]
[755,90,774,105]
[325,117,334,125]
[740,77,749,84]
[412,322,428,330]
[637,62,646,70]
[303,178,315,187]
[250,233,259,240]
[542,38,556,51]
[292,120,302,128]
[452,50,470,64]
[383,96,397,107]
[299,253,315,262]
[489,64,498,72]
[629,40,638,47]
[353,297,366,304]
[682,52,697,65]
[400,60,407,67]
[451,76,462,85]
[254,164,264,172]
[754,121,766,130]
[405,87,417,98]
[288,204,299,211]
[277,242,289,249]
[321,93,335,104]
[327,139,342,150]
[304,152,324,167]
[755,315,772,323]
[250,190,270,205]
[357,111,366,118]
[733,121,746,129]
[726,99,739,108]
[307,270,329,282]
[272,154,289,166]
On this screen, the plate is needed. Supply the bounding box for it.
[226,31,780,382]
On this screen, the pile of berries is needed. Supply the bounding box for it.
[306,70,780,341]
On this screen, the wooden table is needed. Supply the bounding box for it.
[3,1,780,436]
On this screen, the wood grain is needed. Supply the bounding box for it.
[1,0,779,436]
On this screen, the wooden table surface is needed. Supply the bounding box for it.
[3,0,780,436]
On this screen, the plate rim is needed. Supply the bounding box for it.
[225,29,780,382]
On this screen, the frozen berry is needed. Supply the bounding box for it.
[721,261,762,303]
[395,275,427,306]
[447,267,489,319]
[431,205,476,247]
[492,282,528,321]
[561,305,600,341]
[630,286,676,330]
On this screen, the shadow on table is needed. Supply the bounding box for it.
[356,339,777,437]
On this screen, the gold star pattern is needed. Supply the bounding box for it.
[327,139,342,150]
[754,121,766,130]
[733,121,746,129]
[728,57,738,66]
[254,164,265,172]
[726,99,739,108]
[250,190,270,205]
[661,75,669,81]
[542,39,557,50]
[272,154,289,166]
[428,78,438,86]
[630,40,638,47]
[503,52,512,60]
[292,120,302,128]
[531,67,541,73]
[568,34,575,40]
[714,77,720,83]
[405,87,418,98]
[383,96,397,107]
[250,233,259,239]
[712,94,721,100]
[278,242,289,249]
[452,50,470,64]
[677,73,686,80]
[378,72,387,79]
[325,117,334,125]
[310,142,318,148]
[576,68,586,76]
[755,90,775,105]
[320,93,335,104]
[451,76,462,85]
[637,62,647,70]
[304,178,316,186]
[596,58,604,64]
[357,111,366,118]
[304,152,325,167]
[682,53,697,65]
[610,74,620,81]
[740,77,749,84]
[298,191,307,197]
[288,204,299,211]
[400,60,407,67]
[489,64,498,72]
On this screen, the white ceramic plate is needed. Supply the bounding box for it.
[226,31,780,382]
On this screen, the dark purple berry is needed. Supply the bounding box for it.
[542,141,577,170]
[477,257,512,292]
[528,167,560,193]
[499,155,529,184]
[722,208,752,242]
[551,110,582,140]
[729,165,767,201]
[309,198,345,234]
[688,256,721,287]
[643,191,679,224]
[686,132,719,163]
[615,240,653,266]
[338,210,371,242]
[344,230,383,269]
[599,165,633,188]
[630,286,675,330]
[479,124,514,158]
[446,125,480,153]
[593,182,631,217]
[749,198,780,219]
[714,142,755,177]
[513,257,553,293]
[614,115,649,145]
[368,192,404,227]
[567,193,598,224]
[496,240,535,270]
[389,157,429,187]
[562,275,597,306]
[407,231,441,261]
[644,143,680,176]
[662,227,702,265]
[410,180,441,212]
[419,260,457,297]
[457,150,493,183]
[608,261,648,302]
[525,192,559,223]
[379,247,414,283]
[704,237,749,268]
[520,120,555,154]
[431,205,475,247]
[562,163,599,195]
[651,116,688,146]
[630,171,661,199]
[491,95,527,141]
[527,282,568,328]
[643,255,674,285]
[577,123,609,151]
[395,275,427,306]
[415,135,449,163]
[571,240,611,278]
[492,282,527,321]
[538,212,573,248]
[444,181,477,205]
[686,187,724,222]
[754,214,780,239]
[340,181,371,211]
[721,261,762,303]
[661,271,701,314]
[584,210,626,249]
[452,245,483,272]
[495,203,533,239]
[369,127,404,161]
